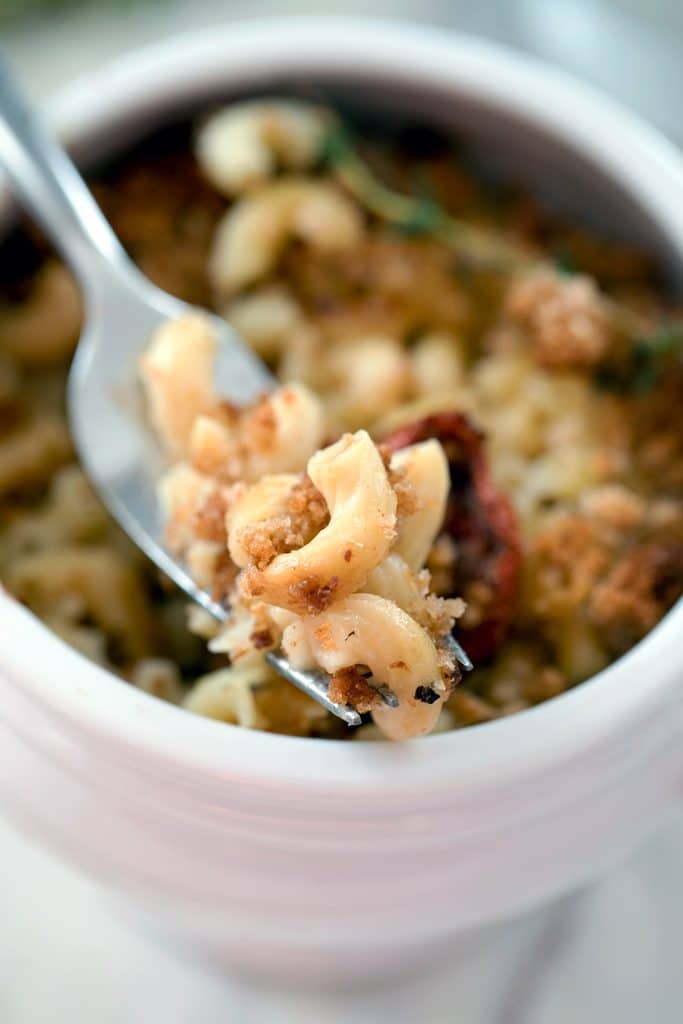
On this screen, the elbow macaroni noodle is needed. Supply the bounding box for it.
[196,99,330,197]
[141,313,462,737]
[240,430,397,612]
[189,384,326,482]
[292,594,447,740]
[208,178,363,293]
[139,314,217,457]
[390,440,450,571]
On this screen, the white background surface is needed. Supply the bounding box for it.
[3,3,683,1021]
[2,812,683,1023]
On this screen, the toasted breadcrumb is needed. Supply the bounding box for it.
[236,474,329,570]
[580,484,646,531]
[192,486,230,543]
[589,539,683,648]
[421,593,466,637]
[239,519,291,569]
[243,395,278,452]
[328,666,379,713]
[250,627,274,649]
[531,513,609,614]
[286,474,329,534]
[210,550,239,602]
[313,622,336,652]
[388,463,420,516]
[285,573,340,614]
[506,268,612,369]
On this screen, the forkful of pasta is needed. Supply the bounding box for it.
[0,59,471,736]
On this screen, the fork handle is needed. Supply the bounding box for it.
[0,51,132,287]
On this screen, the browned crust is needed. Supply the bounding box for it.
[328,666,379,713]
[250,628,274,650]
[210,551,238,603]
[236,475,330,571]
[286,574,340,615]
[505,268,613,370]
[588,538,683,649]
[192,486,229,544]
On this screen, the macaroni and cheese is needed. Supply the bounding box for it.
[1,98,681,739]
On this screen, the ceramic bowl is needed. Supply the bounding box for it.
[1,17,682,983]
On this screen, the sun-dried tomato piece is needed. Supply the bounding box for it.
[385,411,522,664]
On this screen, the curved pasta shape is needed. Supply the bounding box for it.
[183,664,266,728]
[325,335,411,428]
[410,331,466,398]
[196,100,329,196]
[227,473,299,567]
[288,593,445,739]
[209,178,363,293]
[157,462,215,551]
[364,552,427,616]
[139,314,216,457]
[7,544,151,661]
[365,552,463,642]
[190,383,326,483]
[0,415,72,500]
[209,605,265,663]
[391,439,450,570]
[241,431,397,613]
[222,285,303,359]
[0,262,81,368]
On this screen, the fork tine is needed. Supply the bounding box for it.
[373,683,399,708]
[265,651,362,726]
[445,633,473,671]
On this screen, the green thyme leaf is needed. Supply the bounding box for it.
[320,118,677,360]
[642,325,683,356]
[596,322,683,394]
[318,125,354,167]
[320,119,525,268]
[553,249,578,276]
[393,198,445,236]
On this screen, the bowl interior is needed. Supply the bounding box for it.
[1,24,682,784]
[56,68,683,295]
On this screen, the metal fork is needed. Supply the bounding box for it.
[0,56,471,726]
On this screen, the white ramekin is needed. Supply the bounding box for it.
[1,17,683,983]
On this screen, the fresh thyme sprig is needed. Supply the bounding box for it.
[321,123,528,272]
[596,323,683,394]
[320,120,682,394]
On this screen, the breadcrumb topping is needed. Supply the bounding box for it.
[192,486,230,544]
[531,513,609,614]
[234,474,329,569]
[3,103,682,743]
[285,573,340,614]
[506,268,613,369]
[588,539,683,648]
[328,666,379,713]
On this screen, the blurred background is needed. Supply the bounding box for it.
[2,2,682,1022]
[3,0,683,145]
